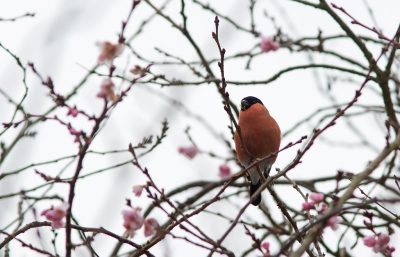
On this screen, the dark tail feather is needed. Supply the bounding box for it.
[250,180,262,206]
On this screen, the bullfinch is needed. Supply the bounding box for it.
[234,96,281,206]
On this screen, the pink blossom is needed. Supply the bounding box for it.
[130,65,145,75]
[377,233,390,246]
[122,208,143,238]
[261,241,270,256]
[97,78,119,102]
[302,202,315,210]
[178,145,200,159]
[363,234,393,253]
[133,185,144,197]
[363,235,376,247]
[41,202,70,229]
[309,192,324,203]
[218,164,231,179]
[260,37,280,53]
[386,246,395,256]
[51,220,64,229]
[327,215,342,231]
[374,245,383,254]
[96,41,124,64]
[316,203,327,213]
[69,128,80,136]
[67,106,79,117]
[144,217,159,237]
[261,242,270,250]
[373,233,390,253]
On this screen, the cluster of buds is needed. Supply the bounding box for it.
[122,207,159,238]
[302,192,342,231]
[364,233,395,256]
[260,36,280,52]
[302,192,326,213]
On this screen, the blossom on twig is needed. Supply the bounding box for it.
[260,36,280,52]
[68,128,80,136]
[96,41,124,64]
[327,215,342,231]
[178,145,200,159]
[97,78,119,102]
[122,207,143,238]
[302,202,315,210]
[132,185,144,197]
[67,106,79,117]
[302,192,325,212]
[261,241,270,256]
[363,233,395,255]
[218,164,231,179]
[41,202,70,229]
[130,65,146,76]
[144,217,159,237]
[309,192,324,203]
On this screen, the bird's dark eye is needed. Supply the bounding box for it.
[241,103,248,110]
[240,100,249,111]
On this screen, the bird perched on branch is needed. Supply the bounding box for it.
[234,96,281,206]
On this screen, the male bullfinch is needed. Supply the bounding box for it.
[234,96,281,206]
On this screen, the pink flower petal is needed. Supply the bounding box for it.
[144,217,159,237]
[101,78,115,88]
[130,65,143,75]
[373,244,384,253]
[327,215,342,231]
[52,202,69,220]
[51,220,64,229]
[122,208,144,238]
[69,128,80,136]
[178,146,200,159]
[316,203,327,213]
[67,106,79,117]
[261,242,270,250]
[302,202,315,210]
[386,246,395,256]
[41,202,69,230]
[96,41,124,64]
[377,233,390,246]
[363,235,376,247]
[309,192,324,203]
[260,36,280,53]
[41,209,55,220]
[218,164,231,179]
[133,185,144,197]
[97,91,107,98]
[97,78,118,102]
[115,44,125,56]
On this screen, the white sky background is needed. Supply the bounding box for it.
[1,0,400,256]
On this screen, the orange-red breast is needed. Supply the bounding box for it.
[234,96,281,206]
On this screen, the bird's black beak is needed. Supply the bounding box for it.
[240,99,249,111]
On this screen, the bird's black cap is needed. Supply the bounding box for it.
[240,96,264,111]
